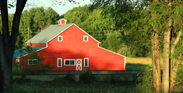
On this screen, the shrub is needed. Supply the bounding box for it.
[62,71,75,82]
[135,67,153,93]
[79,68,95,83]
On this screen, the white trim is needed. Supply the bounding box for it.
[64,59,75,66]
[57,58,62,67]
[58,36,63,41]
[83,36,88,41]
[84,58,89,67]
[124,58,126,70]
[98,45,127,58]
[16,58,20,62]
[73,24,100,43]
[46,24,73,43]
[28,59,38,65]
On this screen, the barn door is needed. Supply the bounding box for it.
[76,59,82,71]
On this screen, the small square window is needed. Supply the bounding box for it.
[83,36,88,41]
[58,36,63,41]
[65,60,69,65]
[28,59,38,65]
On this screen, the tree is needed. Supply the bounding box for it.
[0,0,27,92]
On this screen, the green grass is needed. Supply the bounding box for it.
[5,78,136,93]
[125,63,152,70]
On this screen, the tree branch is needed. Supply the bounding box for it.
[173,30,182,46]
[0,0,9,46]
[10,0,27,53]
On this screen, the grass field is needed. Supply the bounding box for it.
[125,57,164,70]
[5,78,136,93]
[125,57,153,70]
[126,57,163,65]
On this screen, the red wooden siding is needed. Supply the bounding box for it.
[36,25,125,71]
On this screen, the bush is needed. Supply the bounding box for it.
[79,68,95,83]
[135,67,153,93]
[62,71,75,82]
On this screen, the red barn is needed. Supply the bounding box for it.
[13,19,126,71]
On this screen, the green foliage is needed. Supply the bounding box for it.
[135,67,153,93]
[16,7,60,49]
[100,31,122,52]
[79,68,95,83]
[176,63,183,86]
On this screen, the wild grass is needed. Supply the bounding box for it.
[125,63,152,70]
[5,78,136,93]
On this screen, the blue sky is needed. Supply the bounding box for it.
[8,0,91,15]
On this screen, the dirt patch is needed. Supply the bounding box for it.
[126,57,163,66]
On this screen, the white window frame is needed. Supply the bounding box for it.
[84,58,89,67]
[28,59,38,65]
[64,59,75,66]
[57,58,62,67]
[16,58,20,62]
[58,36,63,41]
[83,36,88,41]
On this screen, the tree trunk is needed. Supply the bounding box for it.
[151,1,161,92]
[0,37,13,92]
[162,19,171,93]
[151,31,161,93]
[162,1,171,92]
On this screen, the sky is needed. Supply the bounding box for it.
[8,0,91,15]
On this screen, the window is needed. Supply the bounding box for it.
[84,58,89,67]
[83,36,88,41]
[16,58,20,62]
[57,58,62,67]
[58,36,63,41]
[28,59,38,65]
[64,59,75,66]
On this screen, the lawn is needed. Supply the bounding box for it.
[6,78,136,93]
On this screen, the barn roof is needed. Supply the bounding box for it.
[13,46,46,58]
[26,24,73,43]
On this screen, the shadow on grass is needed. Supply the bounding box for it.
[10,77,136,93]
[125,63,152,70]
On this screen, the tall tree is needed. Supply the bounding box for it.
[0,0,27,92]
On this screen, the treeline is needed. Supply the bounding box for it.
[63,4,150,57]
[0,7,60,49]
[1,4,151,57]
